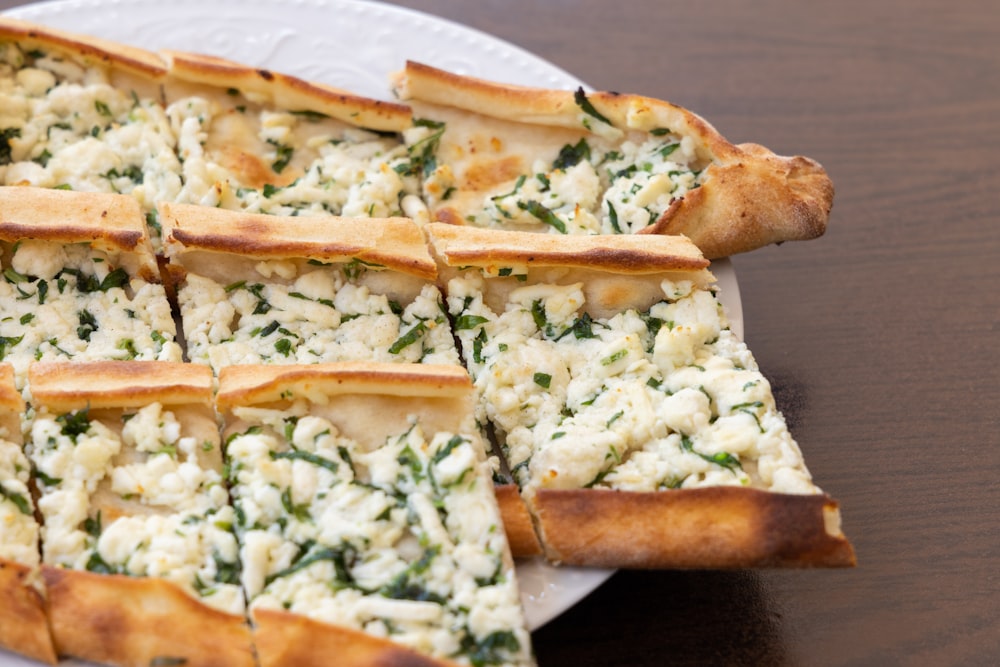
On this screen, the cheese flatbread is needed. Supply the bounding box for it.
[428,223,854,567]
[0,187,182,389]
[395,61,833,258]
[0,364,56,665]
[159,202,457,373]
[26,361,253,667]
[216,362,534,667]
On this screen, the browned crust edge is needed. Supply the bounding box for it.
[0,187,153,257]
[0,559,57,665]
[0,17,167,79]
[42,566,254,667]
[494,483,542,557]
[426,222,710,274]
[161,50,413,132]
[534,486,855,569]
[27,361,213,411]
[252,607,458,667]
[0,365,25,413]
[216,362,472,411]
[399,61,833,259]
[158,202,438,280]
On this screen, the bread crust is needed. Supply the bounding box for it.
[494,483,542,557]
[0,187,156,277]
[161,50,412,133]
[42,566,254,667]
[397,61,832,258]
[0,559,56,665]
[252,607,459,667]
[27,360,213,412]
[216,361,472,411]
[534,486,856,568]
[0,17,167,80]
[159,202,437,280]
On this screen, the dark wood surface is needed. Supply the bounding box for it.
[2,0,998,665]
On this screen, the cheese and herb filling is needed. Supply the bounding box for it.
[407,90,708,236]
[0,239,182,385]
[446,269,819,502]
[27,400,244,615]
[225,405,532,666]
[0,43,183,214]
[0,431,39,566]
[164,91,420,220]
[176,255,457,372]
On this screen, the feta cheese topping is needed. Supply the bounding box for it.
[0,432,40,565]
[178,258,458,373]
[0,240,182,388]
[226,406,531,666]
[0,45,183,215]
[27,403,243,615]
[447,270,819,500]
[165,93,419,218]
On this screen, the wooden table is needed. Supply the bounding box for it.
[2,0,998,664]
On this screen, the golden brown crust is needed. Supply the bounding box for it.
[159,202,438,280]
[28,361,213,412]
[161,50,412,132]
[0,559,57,665]
[643,145,834,258]
[397,61,832,258]
[0,365,24,414]
[216,361,472,411]
[534,487,856,568]
[0,17,167,80]
[42,566,254,667]
[426,222,709,273]
[253,607,459,667]
[0,187,154,266]
[494,483,542,557]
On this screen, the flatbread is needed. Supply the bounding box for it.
[428,224,855,567]
[395,60,833,258]
[26,361,253,667]
[217,362,535,667]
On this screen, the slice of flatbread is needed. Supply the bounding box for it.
[0,364,56,665]
[158,50,422,221]
[158,201,458,373]
[0,19,180,214]
[0,187,182,389]
[428,223,854,567]
[26,361,254,667]
[395,61,833,258]
[216,362,535,667]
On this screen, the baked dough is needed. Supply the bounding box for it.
[395,61,833,258]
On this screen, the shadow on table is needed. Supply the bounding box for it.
[533,569,786,666]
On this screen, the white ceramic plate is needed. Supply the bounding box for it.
[0,0,742,662]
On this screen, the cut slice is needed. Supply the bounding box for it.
[158,50,420,220]
[0,20,180,215]
[394,61,833,258]
[0,364,56,665]
[26,361,253,667]
[216,362,534,667]
[0,187,182,389]
[428,223,854,567]
[158,202,458,373]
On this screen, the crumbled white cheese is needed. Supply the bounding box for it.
[0,437,40,565]
[0,241,182,388]
[27,404,243,615]
[447,271,819,499]
[178,262,458,373]
[226,406,531,666]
